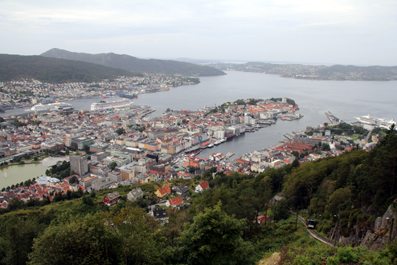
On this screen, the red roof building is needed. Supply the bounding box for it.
[167,196,184,207]
[195,180,210,193]
[155,184,171,198]
[274,141,313,153]
[103,192,120,206]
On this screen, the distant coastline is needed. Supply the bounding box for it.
[212,62,397,81]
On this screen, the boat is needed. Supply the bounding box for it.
[355,115,396,129]
[283,133,294,140]
[214,139,224,145]
[90,99,133,111]
[377,118,396,130]
[30,102,73,112]
[355,115,376,126]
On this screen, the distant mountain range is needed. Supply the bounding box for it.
[212,62,397,81]
[0,54,134,83]
[41,48,225,77]
[3,49,396,82]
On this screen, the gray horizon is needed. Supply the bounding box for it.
[1,0,396,66]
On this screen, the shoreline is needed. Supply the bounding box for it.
[0,78,201,117]
[0,156,68,189]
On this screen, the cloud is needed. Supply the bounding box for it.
[0,0,396,65]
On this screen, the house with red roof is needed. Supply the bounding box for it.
[177,171,192,180]
[274,141,313,154]
[155,183,171,198]
[257,215,268,225]
[166,196,184,208]
[103,192,120,206]
[195,180,209,193]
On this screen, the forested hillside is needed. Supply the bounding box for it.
[0,127,396,264]
[284,126,397,243]
[42,48,225,77]
[0,54,134,82]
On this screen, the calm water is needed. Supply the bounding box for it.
[0,157,67,189]
[133,71,397,157]
[2,71,397,159]
[1,97,101,117]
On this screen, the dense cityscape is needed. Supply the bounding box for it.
[0,95,380,211]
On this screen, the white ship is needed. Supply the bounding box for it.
[355,115,376,126]
[214,138,227,145]
[90,99,133,111]
[356,115,396,130]
[377,118,397,130]
[30,102,73,112]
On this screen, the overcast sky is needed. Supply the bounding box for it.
[0,0,396,65]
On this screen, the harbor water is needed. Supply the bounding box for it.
[2,70,397,159]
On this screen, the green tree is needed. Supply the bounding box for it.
[180,203,254,265]
[321,143,331,151]
[0,215,49,265]
[326,187,352,216]
[327,247,360,265]
[0,236,9,265]
[68,175,79,185]
[272,200,290,221]
[28,215,120,265]
[111,208,163,265]
[82,195,94,206]
[108,161,117,171]
[116,128,126,135]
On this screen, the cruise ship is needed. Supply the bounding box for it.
[356,115,396,130]
[30,102,73,112]
[90,99,133,111]
[377,118,397,130]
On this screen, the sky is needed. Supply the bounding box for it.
[0,0,396,65]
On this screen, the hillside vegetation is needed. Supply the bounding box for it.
[0,54,134,82]
[42,48,225,77]
[0,127,396,264]
[284,126,397,241]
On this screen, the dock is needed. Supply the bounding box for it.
[325,111,342,125]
